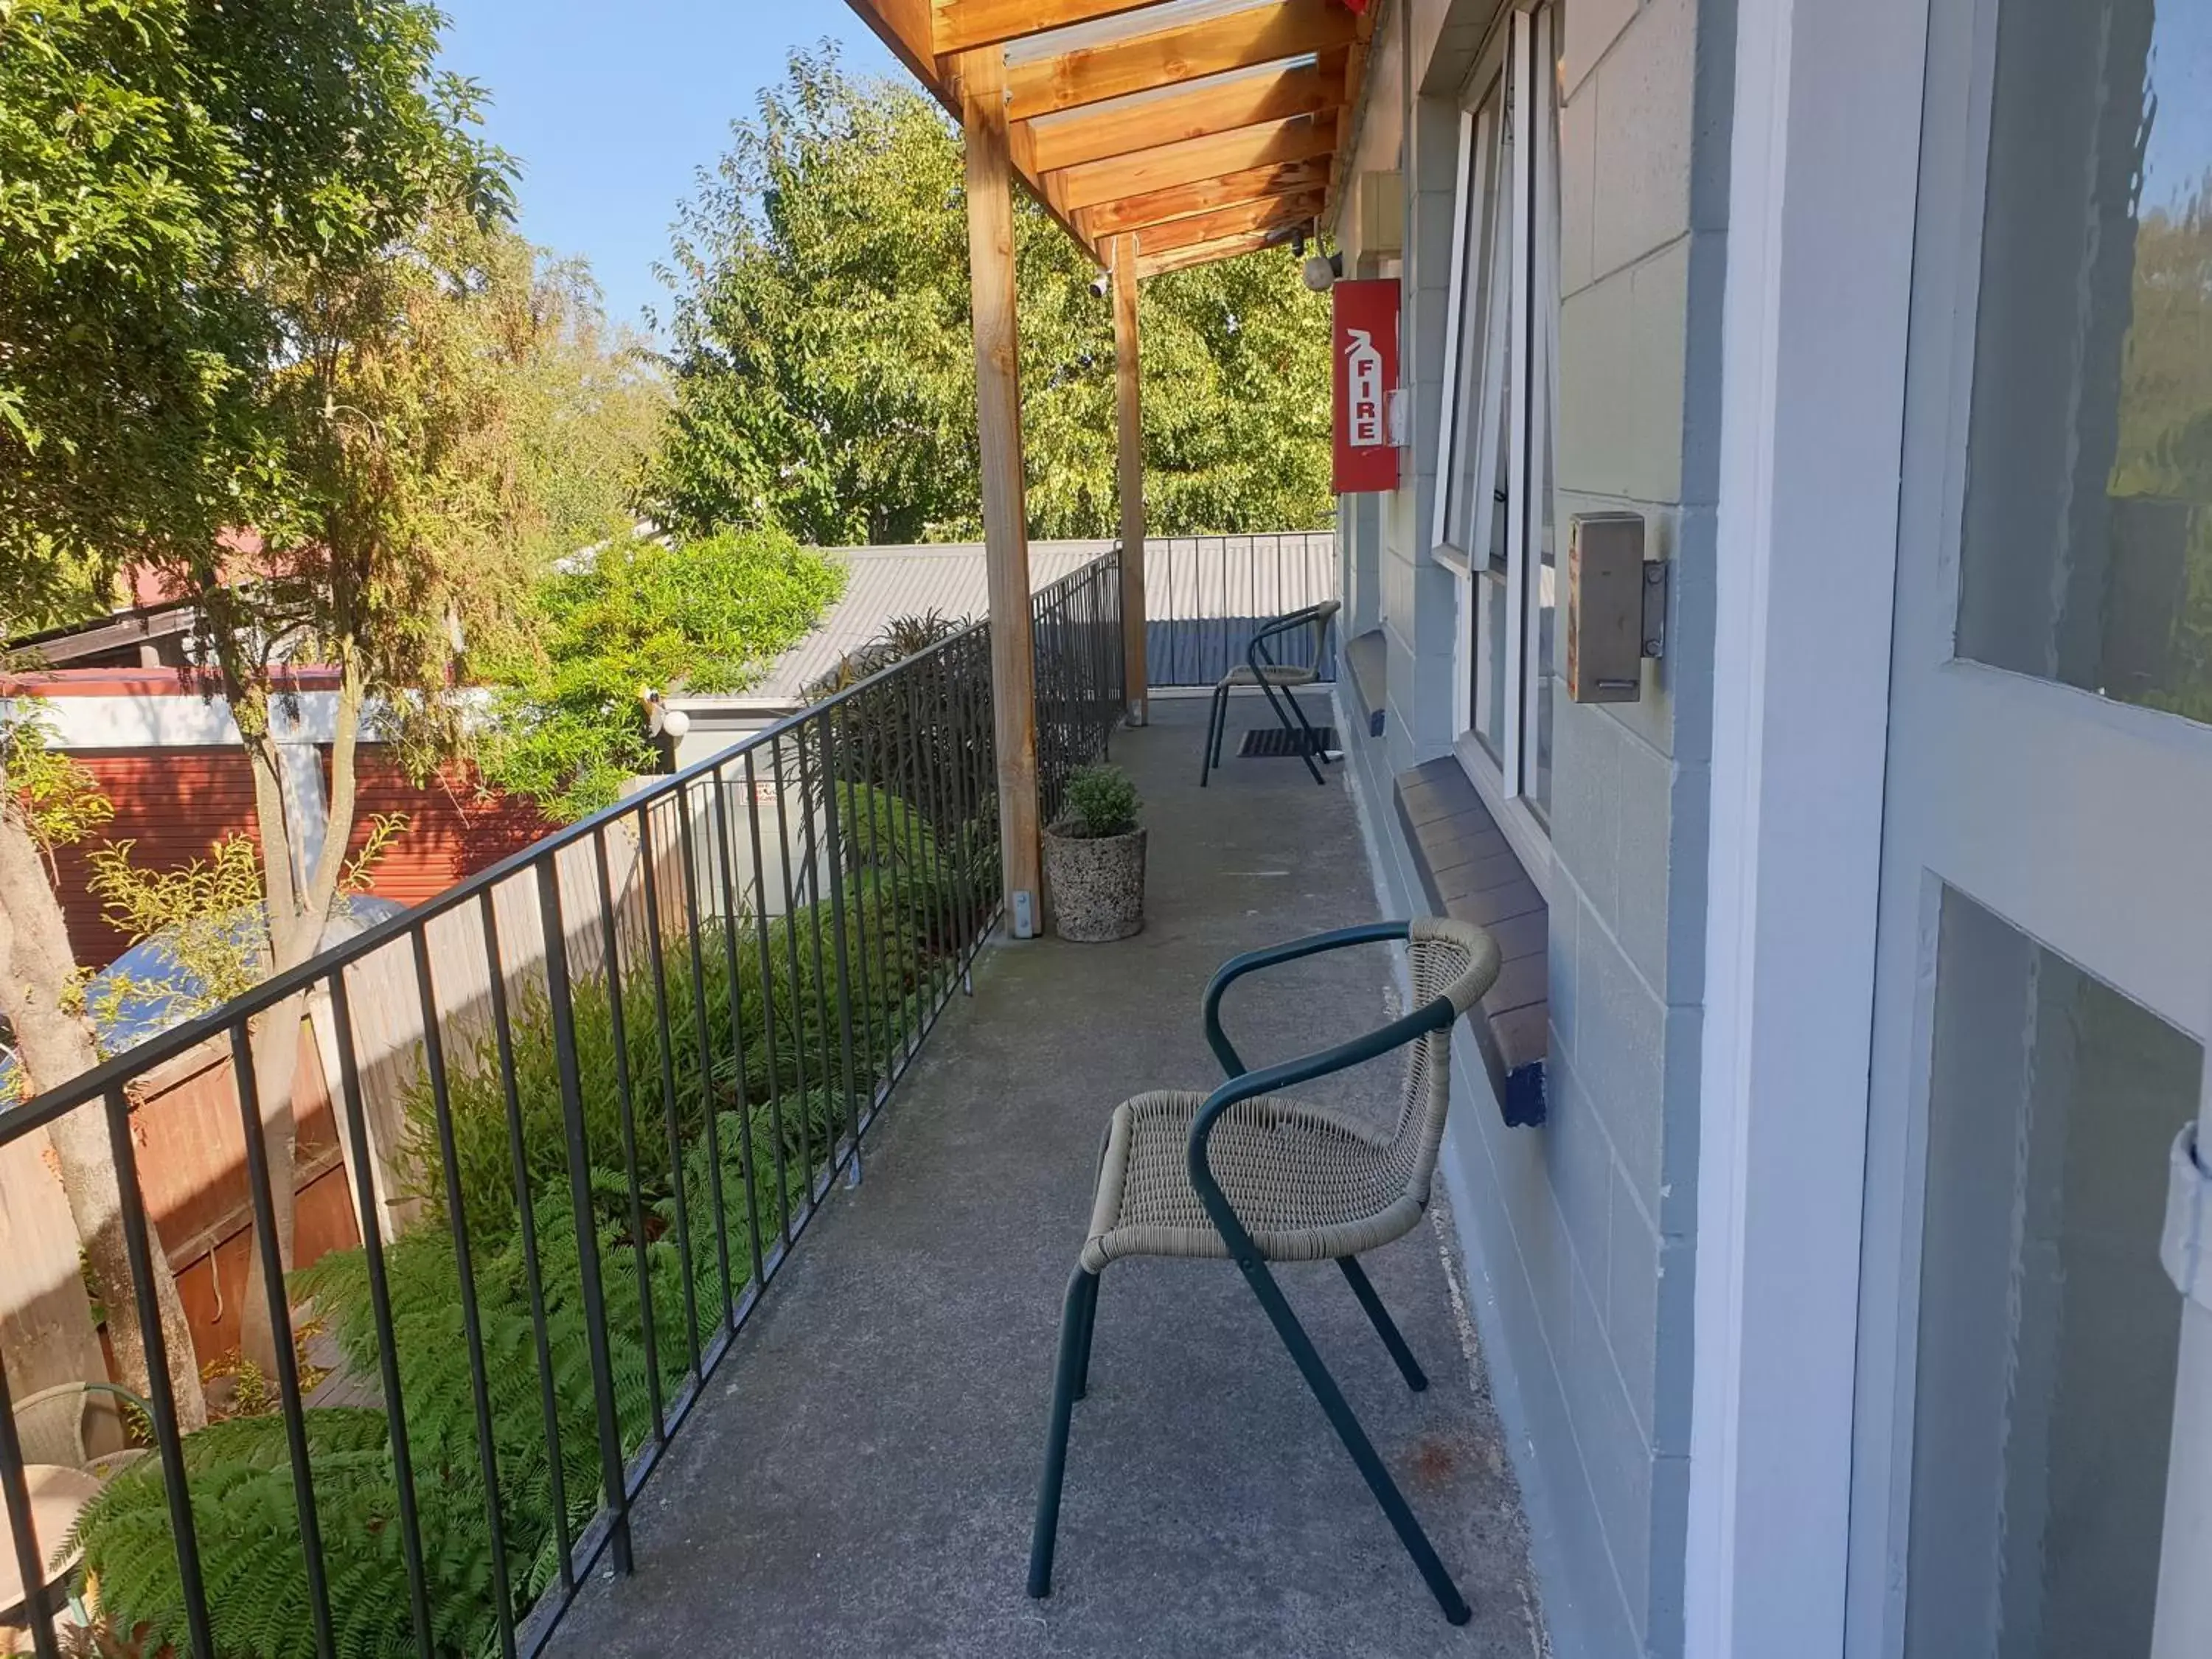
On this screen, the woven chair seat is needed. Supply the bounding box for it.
[1081,1089,1426,1272]
[1216,661,1320,689]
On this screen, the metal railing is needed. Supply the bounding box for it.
[0,575,1127,1658]
[1032,549,1124,829]
[1143,532,1338,688]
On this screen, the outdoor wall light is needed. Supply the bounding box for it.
[1302,249,1343,293]
[642,689,690,740]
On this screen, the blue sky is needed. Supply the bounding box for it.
[437,0,900,333]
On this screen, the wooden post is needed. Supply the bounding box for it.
[1110,234,1148,726]
[959,49,1041,937]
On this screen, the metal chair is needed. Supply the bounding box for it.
[1027,917,1502,1624]
[1200,599,1342,788]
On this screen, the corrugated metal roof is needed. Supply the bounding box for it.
[742,532,1339,701]
[752,540,1113,699]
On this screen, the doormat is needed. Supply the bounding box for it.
[1239,725,1338,759]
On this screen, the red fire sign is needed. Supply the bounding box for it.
[1332,279,1400,494]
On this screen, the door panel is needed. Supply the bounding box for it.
[1853,0,2212,1653]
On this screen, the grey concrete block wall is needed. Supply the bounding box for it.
[1338,0,1734,1652]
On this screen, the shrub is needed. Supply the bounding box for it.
[1057,763,1140,839]
[71,771,992,1658]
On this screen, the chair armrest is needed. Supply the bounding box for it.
[1245,603,1335,678]
[1185,993,1459,1259]
[77,1380,153,1420]
[1202,922,1411,1077]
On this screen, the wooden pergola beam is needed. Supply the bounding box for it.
[1135,228,1286,279]
[1074,157,1330,237]
[1004,0,1359,122]
[1023,56,1337,175]
[1136,189,1321,257]
[935,0,1174,56]
[1052,111,1337,212]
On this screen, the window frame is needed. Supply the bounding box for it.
[1430,1,1561,869]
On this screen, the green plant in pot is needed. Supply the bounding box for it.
[1043,763,1146,942]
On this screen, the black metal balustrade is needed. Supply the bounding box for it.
[0,554,1120,1659]
[1032,549,1124,830]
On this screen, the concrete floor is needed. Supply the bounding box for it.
[546,697,1543,1659]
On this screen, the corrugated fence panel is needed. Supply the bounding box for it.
[1140,531,1341,686]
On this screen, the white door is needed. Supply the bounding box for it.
[1849,1,2212,1656]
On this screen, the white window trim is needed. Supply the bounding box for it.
[1687,0,1924,1652]
[1432,4,1559,855]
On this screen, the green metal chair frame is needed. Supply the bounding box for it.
[1027,918,1501,1624]
[1200,599,1342,788]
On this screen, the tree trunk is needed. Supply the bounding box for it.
[235,660,364,1375]
[234,729,307,1377]
[0,802,207,1430]
[234,990,307,1376]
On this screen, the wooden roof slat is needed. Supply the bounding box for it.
[1074,156,1329,236]
[1004,0,1358,121]
[1051,111,1337,211]
[935,0,1179,56]
[1135,226,1286,278]
[1135,189,1321,255]
[1023,57,1335,175]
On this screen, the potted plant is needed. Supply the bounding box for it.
[1043,762,1145,942]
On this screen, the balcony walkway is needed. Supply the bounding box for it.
[547,698,1543,1659]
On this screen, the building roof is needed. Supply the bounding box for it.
[748,539,1113,700]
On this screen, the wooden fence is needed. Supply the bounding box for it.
[0,788,715,1396]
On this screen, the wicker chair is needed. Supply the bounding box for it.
[1027,917,1502,1625]
[1199,598,1342,787]
[11,1381,150,1480]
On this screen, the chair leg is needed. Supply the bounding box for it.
[1280,682,1335,768]
[1072,1269,1102,1401]
[1256,677,1318,787]
[1029,1265,1098,1599]
[1339,1257,1427,1392]
[1211,686,1232,768]
[1199,687,1225,787]
[1235,1254,1471,1625]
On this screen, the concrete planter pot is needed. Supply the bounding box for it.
[1043,824,1147,942]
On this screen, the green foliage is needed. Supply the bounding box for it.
[0,696,113,853]
[70,773,984,1655]
[1058,763,1141,839]
[0,0,510,599]
[648,44,1334,545]
[507,260,669,567]
[2112,169,2212,724]
[473,526,846,821]
[807,611,967,695]
[83,818,406,1029]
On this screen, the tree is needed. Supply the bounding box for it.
[648,45,1335,546]
[1,0,516,1382]
[0,0,351,1423]
[474,526,846,821]
[155,198,591,1374]
[0,694,205,1424]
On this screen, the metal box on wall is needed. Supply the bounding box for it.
[1565,512,1650,703]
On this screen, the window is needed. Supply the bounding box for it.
[1434,5,1560,822]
